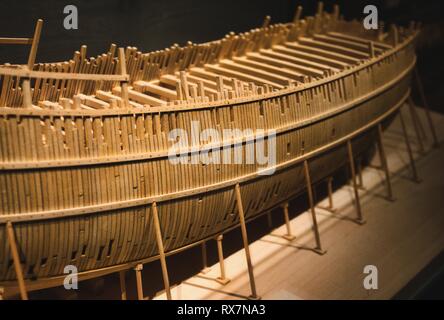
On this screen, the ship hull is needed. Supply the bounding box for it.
[0,10,419,293]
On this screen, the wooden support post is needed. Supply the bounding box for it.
[408,96,426,140]
[215,235,230,285]
[119,270,127,300]
[200,241,211,274]
[152,202,172,300]
[134,264,144,300]
[407,97,425,153]
[6,221,28,300]
[414,68,439,148]
[266,212,273,229]
[27,19,43,70]
[377,124,395,201]
[281,202,295,241]
[317,177,336,213]
[346,141,366,224]
[303,160,326,254]
[118,48,130,108]
[399,111,421,183]
[327,177,335,211]
[234,183,260,300]
[357,158,365,190]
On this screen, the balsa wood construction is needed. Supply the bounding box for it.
[0,3,434,299]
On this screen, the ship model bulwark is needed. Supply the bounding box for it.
[0,4,418,293]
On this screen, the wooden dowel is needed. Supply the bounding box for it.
[266,212,273,229]
[200,241,211,274]
[215,235,230,285]
[118,48,130,108]
[262,16,271,29]
[357,158,364,189]
[293,6,303,24]
[327,177,334,210]
[399,111,421,183]
[152,202,172,300]
[407,97,425,153]
[408,96,427,139]
[6,221,28,300]
[282,202,295,241]
[119,270,127,300]
[0,37,33,45]
[414,68,439,147]
[134,264,144,300]
[377,124,394,201]
[346,140,365,224]
[22,79,32,108]
[27,19,43,70]
[303,160,325,254]
[234,183,260,299]
[318,177,336,213]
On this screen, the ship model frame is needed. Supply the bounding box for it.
[0,3,438,300]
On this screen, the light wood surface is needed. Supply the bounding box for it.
[0,4,427,298]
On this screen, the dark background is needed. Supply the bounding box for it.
[0,0,443,299]
[0,0,443,112]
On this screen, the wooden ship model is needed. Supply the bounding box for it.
[0,3,436,300]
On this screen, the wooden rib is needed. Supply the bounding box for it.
[79,95,110,109]
[204,64,284,89]
[270,45,342,70]
[232,56,302,80]
[298,37,369,59]
[327,32,392,50]
[133,80,177,100]
[285,42,361,64]
[313,34,384,54]
[0,38,33,45]
[257,49,328,76]
[113,86,166,107]
[95,90,144,109]
[218,59,293,84]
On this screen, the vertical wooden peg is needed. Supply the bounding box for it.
[317,177,336,213]
[376,124,395,201]
[152,202,172,300]
[281,202,295,241]
[399,111,421,183]
[266,212,273,229]
[303,160,326,254]
[234,183,260,300]
[27,19,43,70]
[6,221,28,300]
[134,264,144,300]
[200,241,211,274]
[293,6,303,24]
[215,235,230,285]
[118,48,130,109]
[22,79,32,108]
[119,270,127,300]
[346,141,366,224]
